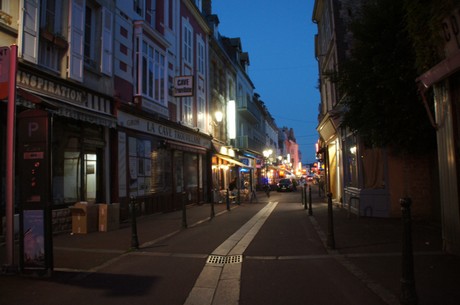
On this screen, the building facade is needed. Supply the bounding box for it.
[113,0,213,216]
[313,0,437,219]
[416,5,460,254]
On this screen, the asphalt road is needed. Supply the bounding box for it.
[1,190,393,304]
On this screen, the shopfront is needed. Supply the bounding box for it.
[15,70,116,206]
[117,111,211,215]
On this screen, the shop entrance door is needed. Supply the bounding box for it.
[63,152,100,203]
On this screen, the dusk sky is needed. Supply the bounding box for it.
[212,1,320,164]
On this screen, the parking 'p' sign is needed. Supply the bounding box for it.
[0,46,10,100]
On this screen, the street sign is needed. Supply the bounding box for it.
[0,46,10,99]
[173,75,194,97]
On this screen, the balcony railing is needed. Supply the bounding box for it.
[236,135,263,152]
[237,99,259,123]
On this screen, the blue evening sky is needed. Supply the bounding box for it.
[212,1,320,164]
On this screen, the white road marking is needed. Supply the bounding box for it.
[184,201,278,305]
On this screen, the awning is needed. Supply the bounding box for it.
[215,153,250,168]
[166,139,207,154]
[17,88,117,128]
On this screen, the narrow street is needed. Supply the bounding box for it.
[1,184,459,305]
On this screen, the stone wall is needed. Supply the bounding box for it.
[52,208,72,234]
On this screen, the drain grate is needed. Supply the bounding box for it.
[206,254,243,265]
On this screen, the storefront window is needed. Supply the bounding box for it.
[151,147,172,193]
[52,119,104,206]
[60,152,98,203]
[345,135,359,188]
[184,153,198,190]
[128,137,154,196]
[174,151,184,193]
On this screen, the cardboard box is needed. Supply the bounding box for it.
[98,203,120,232]
[70,202,98,234]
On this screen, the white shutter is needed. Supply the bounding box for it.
[20,0,39,63]
[101,8,113,76]
[68,0,85,82]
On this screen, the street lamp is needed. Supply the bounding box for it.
[263,149,273,184]
[214,110,223,123]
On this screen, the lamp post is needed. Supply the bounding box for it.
[211,110,224,217]
[263,149,273,184]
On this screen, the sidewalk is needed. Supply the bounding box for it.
[0,201,238,272]
[307,191,460,305]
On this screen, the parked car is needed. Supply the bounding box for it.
[277,178,294,192]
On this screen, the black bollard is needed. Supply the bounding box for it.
[400,198,418,305]
[304,185,308,210]
[308,185,313,216]
[182,192,188,229]
[301,185,305,206]
[210,191,215,219]
[226,188,230,211]
[130,196,139,250]
[327,193,335,249]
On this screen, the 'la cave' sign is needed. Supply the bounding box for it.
[173,76,194,97]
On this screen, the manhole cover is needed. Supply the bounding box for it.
[206,255,243,265]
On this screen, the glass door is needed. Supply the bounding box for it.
[63,152,99,203]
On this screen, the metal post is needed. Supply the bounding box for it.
[210,190,215,219]
[237,187,241,205]
[308,185,313,216]
[303,185,307,210]
[130,196,139,250]
[400,197,418,305]
[182,192,188,229]
[327,193,335,249]
[300,185,306,205]
[226,188,230,211]
[5,45,17,271]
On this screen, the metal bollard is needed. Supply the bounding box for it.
[308,185,313,216]
[301,185,305,205]
[130,196,139,250]
[303,185,308,210]
[400,198,418,305]
[210,191,215,219]
[226,188,230,211]
[182,192,188,229]
[327,193,335,249]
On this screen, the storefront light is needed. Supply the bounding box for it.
[350,146,357,154]
[214,111,223,123]
[220,146,228,155]
[227,100,236,139]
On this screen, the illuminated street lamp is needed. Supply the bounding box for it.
[214,110,223,123]
[263,149,273,183]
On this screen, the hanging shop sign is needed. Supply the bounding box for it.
[173,75,194,97]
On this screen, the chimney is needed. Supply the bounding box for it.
[203,0,212,16]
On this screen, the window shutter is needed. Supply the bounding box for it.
[68,0,85,82]
[101,7,113,76]
[20,0,39,63]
